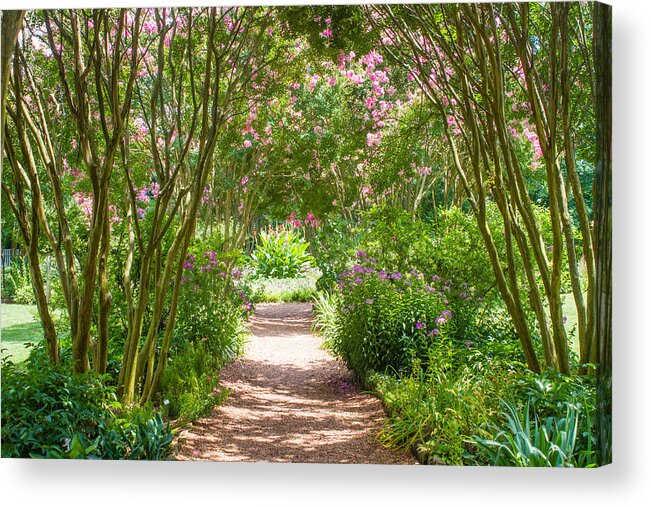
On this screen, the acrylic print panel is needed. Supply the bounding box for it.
[0,2,611,466]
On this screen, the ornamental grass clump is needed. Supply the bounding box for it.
[472,398,596,467]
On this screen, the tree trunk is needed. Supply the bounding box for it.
[1,10,25,127]
[95,215,111,374]
[593,0,612,467]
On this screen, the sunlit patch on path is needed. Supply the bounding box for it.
[175,302,414,464]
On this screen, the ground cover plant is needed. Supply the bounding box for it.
[1,348,173,459]
[1,3,610,465]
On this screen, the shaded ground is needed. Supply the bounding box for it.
[175,302,415,464]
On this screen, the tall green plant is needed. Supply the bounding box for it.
[473,399,596,467]
[251,226,314,278]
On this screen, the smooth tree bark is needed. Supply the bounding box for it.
[4,9,140,370]
[3,7,280,403]
[45,9,141,373]
[3,42,63,364]
[1,10,25,125]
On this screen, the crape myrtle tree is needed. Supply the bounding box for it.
[202,12,417,233]
[3,9,142,367]
[2,7,282,404]
[117,6,281,405]
[368,2,597,374]
[196,8,448,247]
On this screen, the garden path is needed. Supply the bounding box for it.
[174,302,414,464]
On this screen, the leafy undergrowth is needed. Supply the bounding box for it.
[364,359,597,466]
[1,352,173,460]
[313,256,598,467]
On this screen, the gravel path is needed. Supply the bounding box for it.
[174,302,415,464]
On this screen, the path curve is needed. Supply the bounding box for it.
[175,302,414,464]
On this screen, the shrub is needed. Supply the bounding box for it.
[368,334,595,466]
[357,205,438,277]
[434,205,505,305]
[175,250,251,359]
[1,355,172,459]
[308,217,358,292]
[159,341,231,421]
[165,248,251,420]
[370,336,524,465]
[328,259,455,377]
[2,258,35,304]
[251,225,314,278]
[435,203,580,303]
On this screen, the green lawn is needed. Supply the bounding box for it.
[1,303,43,363]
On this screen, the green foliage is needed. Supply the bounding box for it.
[119,411,174,461]
[473,399,596,467]
[159,341,231,421]
[508,369,597,463]
[369,335,523,465]
[165,247,251,420]
[434,205,499,301]
[251,226,314,279]
[1,354,172,459]
[175,249,251,359]
[309,217,358,292]
[311,290,340,337]
[358,205,438,277]
[249,271,319,303]
[279,5,376,60]
[365,337,596,466]
[2,258,35,304]
[327,264,454,377]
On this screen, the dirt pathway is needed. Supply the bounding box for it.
[175,302,415,464]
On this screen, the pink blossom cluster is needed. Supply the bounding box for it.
[317,16,333,45]
[336,49,397,147]
[286,211,321,228]
[446,115,463,136]
[131,118,149,142]
[74,192,94,220]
